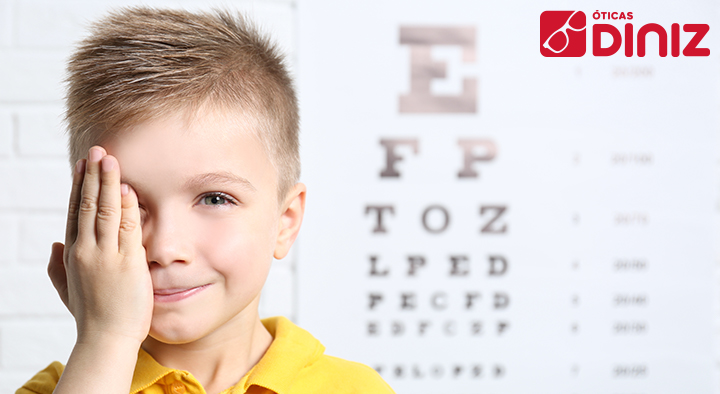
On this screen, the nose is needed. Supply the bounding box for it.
[142,207,193,267]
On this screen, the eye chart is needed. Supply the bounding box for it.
[295,1,718,393]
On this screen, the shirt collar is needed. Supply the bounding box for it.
[241,316,325,393]
[129,316,325,394]
[130,347,183,394]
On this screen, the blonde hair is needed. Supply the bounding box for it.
[64,6,299,200]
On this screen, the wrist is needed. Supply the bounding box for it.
[76,329,145,351]
[54,330,143,394]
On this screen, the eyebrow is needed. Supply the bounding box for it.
[121,171,256,193]
[184,171,257,192]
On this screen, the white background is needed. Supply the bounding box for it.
[296,0,719,393]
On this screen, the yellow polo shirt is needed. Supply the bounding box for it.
[17,316,394,394]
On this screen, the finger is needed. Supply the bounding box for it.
[96,155,122,252]
[77,146,106,245]
[47,242,70,310]
[64,158,86,259]
[118,184,143,257]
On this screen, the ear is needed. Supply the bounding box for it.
[273,183,306,259]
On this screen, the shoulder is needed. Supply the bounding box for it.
[15,361,64,394]
[295,354,395,393]
[258,317,395,393]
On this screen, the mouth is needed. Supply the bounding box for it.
[153,284,210,303]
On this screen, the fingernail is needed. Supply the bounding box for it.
[101,156,114,172]
[75,159,85,174]
[89,147,102,163]
[121,184,129,196]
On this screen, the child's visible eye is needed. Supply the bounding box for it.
[199,192,239,207]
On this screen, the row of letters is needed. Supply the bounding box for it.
[364,204,508,234]
[367,291,510,311]
[368,254,508,277]
[375,363,506,379]
[367,320,509,337]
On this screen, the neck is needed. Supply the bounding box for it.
[141,301,273,394]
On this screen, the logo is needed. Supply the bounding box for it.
[540,11,587,57]
[540,10,710,57]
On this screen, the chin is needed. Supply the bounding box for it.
[149,332,196,345]
[148,318,208,345]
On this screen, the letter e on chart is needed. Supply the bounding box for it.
[399,26,477,113]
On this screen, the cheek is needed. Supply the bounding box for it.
[194,215,274,277]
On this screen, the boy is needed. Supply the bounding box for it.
[17,6,394,394]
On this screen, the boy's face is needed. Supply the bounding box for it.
[102,107,280,344]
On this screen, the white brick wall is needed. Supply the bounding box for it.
[0,1,13,48]
[1,319,76,368]
[0,111,12,157]
[0,215,17,264]
[0,51,66,102]
[0,0,297,388]
[16,107,67,157]
[13,1,107,49]
[18,215,66,264]
[0,266,68,316]
[0,161,71,210]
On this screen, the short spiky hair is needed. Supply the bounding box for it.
[65,6,299,200]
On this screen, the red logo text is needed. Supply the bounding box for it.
[540,10,710,57]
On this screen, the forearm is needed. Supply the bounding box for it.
[53,335,141,394]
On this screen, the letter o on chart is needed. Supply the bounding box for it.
[422,205,450,233]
